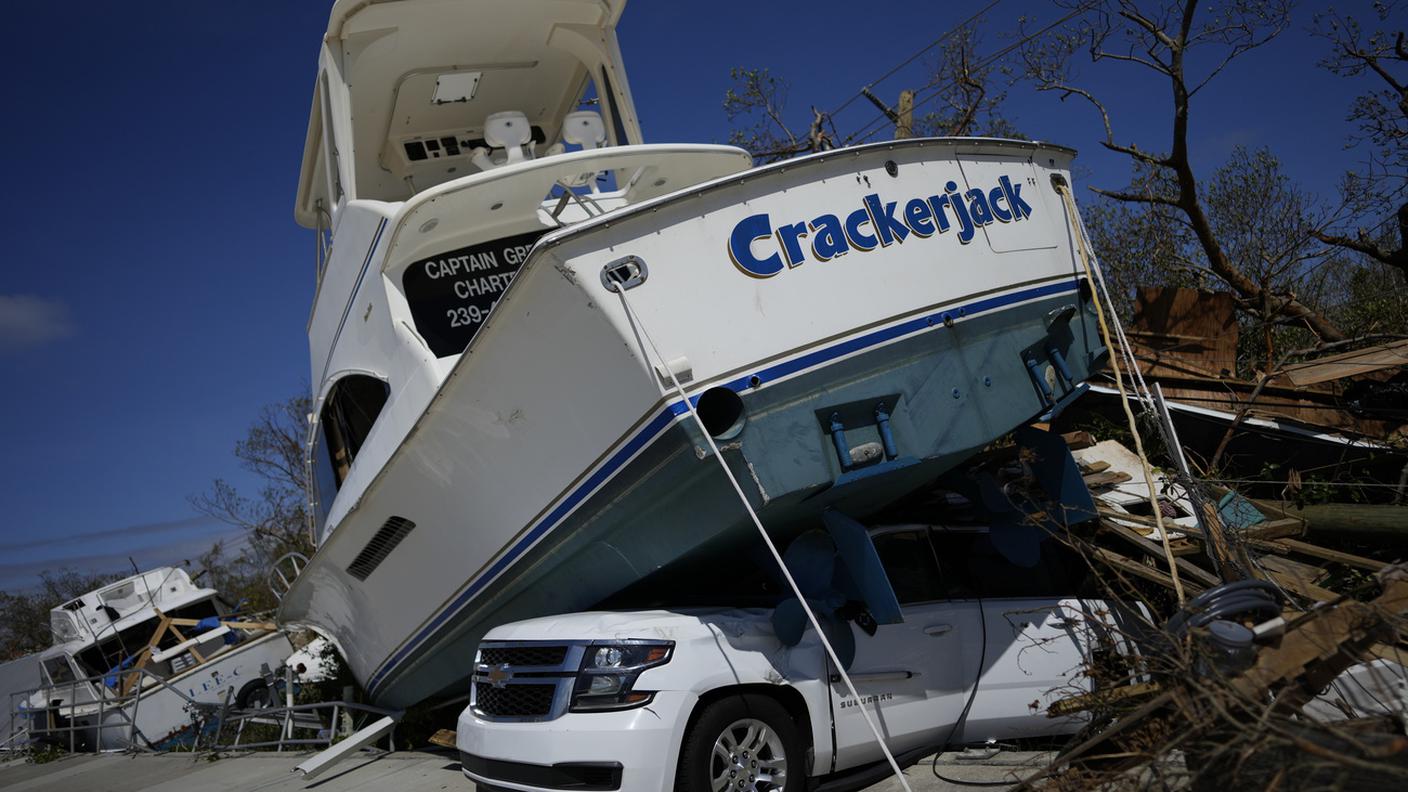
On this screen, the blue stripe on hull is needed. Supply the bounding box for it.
[366,277,1082,694]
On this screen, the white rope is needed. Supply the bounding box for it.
[1055,183,1186,604]
[610,284,915,792]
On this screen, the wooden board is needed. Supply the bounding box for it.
[1279,339,1408,386]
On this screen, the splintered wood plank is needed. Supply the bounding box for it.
[1255,557,1340,603]
[1083,471,1135,488]
[1100,521,1222,587]
[1241,517,1305,541]
[1234,576,1408,699]
[1273,539,1387,572]
[1049,682,1162,717]
[1089,546,1206,595]
[1062,430,1097,450]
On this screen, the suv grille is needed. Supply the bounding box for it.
[474,684,558,718]
[479,645,568,667]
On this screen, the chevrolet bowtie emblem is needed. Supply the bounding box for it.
[487,665,512,687]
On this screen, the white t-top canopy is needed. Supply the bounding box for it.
[295,0,642,228]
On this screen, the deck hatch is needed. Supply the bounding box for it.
[347,516,417,581]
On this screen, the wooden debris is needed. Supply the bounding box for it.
[1099,520,1222,588]
[1062,430,1097,450]
[1234,568,1408,704]
[1048,682,1162,717]
[1266,538,1388,573]
[428,728,457,749]
[1082,470,1134,488]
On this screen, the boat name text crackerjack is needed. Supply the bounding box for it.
[727,175,1033,278]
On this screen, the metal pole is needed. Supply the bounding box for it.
[283,665,294,742]
[1152,382,1235,580]
[895,89,914,138]
[128,674,142,749]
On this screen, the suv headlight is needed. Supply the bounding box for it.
[570,640,673,712]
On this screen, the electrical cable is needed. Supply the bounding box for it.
[608,278,915,792]
[826,1,1001,120]
[929,594,1017,787]
[841,5,1090,145]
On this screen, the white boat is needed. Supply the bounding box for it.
[17,567,293,750]
[278,0,1106,707]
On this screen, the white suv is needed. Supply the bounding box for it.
[457,524,1142,792]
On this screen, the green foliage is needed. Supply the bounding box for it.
[23,742,67,764]
[190,395,314,613]
[914,23,1024,139]
[723,67,805,162]
[1083,147,1401,376]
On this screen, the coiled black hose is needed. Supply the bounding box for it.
[1165,579,1282,638]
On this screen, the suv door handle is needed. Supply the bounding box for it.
[925,624,953,637]
[830,670,917,683]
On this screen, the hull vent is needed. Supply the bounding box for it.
[347,516,416,581]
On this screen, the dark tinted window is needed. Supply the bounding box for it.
[929,529,1091,599]
[320,375,391,491]
[871,530,945,605]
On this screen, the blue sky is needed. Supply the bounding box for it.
[0,1,1390,590]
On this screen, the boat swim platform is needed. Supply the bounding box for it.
[0,747,1064,791]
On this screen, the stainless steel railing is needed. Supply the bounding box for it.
[206,698,402,753]
[6,666,206,754]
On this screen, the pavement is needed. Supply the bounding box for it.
[0,748,1055,791]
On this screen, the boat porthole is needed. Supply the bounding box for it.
[749,375,762,389]
[884,160,898,177]
[698,387,747,440]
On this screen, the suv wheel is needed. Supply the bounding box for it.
[677,694,802,792]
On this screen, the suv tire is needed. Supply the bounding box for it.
[677,693,804,791]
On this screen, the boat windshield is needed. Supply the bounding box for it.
[42,657,77,685]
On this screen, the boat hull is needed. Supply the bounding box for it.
[26,632,294,751]
[281,139,1103,707]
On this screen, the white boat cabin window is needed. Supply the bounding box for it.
[315,375,391,498]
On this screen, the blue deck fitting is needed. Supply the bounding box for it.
[828,413,850,470]
[874,403,898,460]
[1025,356,1055,404]
[1047,345,1076,388]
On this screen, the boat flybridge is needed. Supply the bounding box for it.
[21,567,293,750]
[280,0,1107,709]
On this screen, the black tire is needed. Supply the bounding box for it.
[235,679,274,710]
[676,693,805,792]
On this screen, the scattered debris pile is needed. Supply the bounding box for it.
[1068,286,1408,508]
[1017,432,1408,790]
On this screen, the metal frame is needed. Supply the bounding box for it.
[6,666,207,754]
[208,699,402,753]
